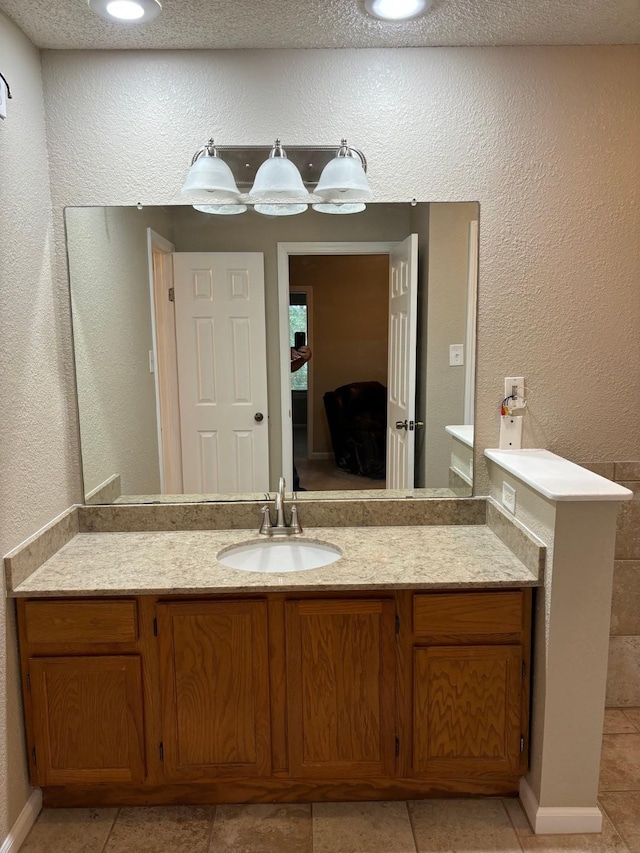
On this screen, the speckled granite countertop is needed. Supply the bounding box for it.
[10,525,540,597]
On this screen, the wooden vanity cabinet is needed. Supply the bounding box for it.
[407,591,530,783]
[17,598,147,787]
[157,600,271,781]
[285,599,396,779]
[17,588,532,805]
[28,655,145,786]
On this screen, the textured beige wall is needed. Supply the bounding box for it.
[66,206,173,496]
[40,46,640,497]
[289,255,389,454]
[0,11,80,840]
[1,40,639,835]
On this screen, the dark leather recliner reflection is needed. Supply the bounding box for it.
[323,381,387,479]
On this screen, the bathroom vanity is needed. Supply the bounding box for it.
[9,514,539,807]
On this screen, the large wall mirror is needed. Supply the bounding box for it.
[65,202,478,504]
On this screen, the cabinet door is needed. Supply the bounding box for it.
[413,645,523,779]
[29,656,145,786]
[286,599,396,779]
[158,600,270,781]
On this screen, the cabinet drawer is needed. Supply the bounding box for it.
[23,600,138,645]
[413,592,523,638]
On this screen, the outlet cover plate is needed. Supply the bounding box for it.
[504,376,525,403]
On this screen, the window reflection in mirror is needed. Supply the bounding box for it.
[65,202,478,504]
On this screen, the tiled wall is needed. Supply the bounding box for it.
[584,462,640,706]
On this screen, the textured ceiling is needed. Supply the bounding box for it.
[1,0,640,50]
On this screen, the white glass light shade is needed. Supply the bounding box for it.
[312,203,366,215]
[181,155,241,200]
[253,203,308,217]
[250,157,310,199]
[314,155,372,200]
[193,204,247,216]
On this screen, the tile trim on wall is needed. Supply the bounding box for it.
[580,461,640,708]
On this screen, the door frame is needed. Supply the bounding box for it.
[464,220,479,426]
[277,241,398,487]
[147,228,180,494]
[288,284,318,461]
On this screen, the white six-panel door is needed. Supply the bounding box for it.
[387,235,418,490]
[172,252,269,494]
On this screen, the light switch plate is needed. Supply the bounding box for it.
[502,481,516,514]
[0,79,7,120]
[449,344,464,366]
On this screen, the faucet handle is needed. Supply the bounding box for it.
[259,505,273,535]
[290,504,302,534]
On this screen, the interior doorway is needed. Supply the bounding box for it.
[284,248,393,492]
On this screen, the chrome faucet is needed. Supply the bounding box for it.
[259,477,302,536]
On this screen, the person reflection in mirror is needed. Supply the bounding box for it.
[291,345,312,491]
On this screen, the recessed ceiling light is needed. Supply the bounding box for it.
[88,0,162,24]
[364,0,432,21]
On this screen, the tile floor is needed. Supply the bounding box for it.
[20,708,640,853]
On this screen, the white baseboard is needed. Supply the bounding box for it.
[0,789,42,853]
[519,777,603,835]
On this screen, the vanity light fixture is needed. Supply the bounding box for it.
[181,139,372,215]
[314,140,372,201]
[88,0,162,23]
[312,203,367,215]
[363,0,432,21]
[181,139,242,201]
[249,140,311,200]
[193,204,248,216]
[254,203,308,217]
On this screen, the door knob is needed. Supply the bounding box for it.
[395,420,408,430]
[254,412,264,422]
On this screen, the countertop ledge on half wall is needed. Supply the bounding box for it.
[485,449,634,502]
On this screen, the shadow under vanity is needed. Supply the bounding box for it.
[7,496,542,806]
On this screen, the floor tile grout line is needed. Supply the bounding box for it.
[599,795,637,853]
[621,709,640,732]
[205,804,217,853]
[405,800,420,853]
[499,798,527,853]
[310,801,316,853]
[98,806,120,853]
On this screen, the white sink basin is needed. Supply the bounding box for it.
[217,539,342,573]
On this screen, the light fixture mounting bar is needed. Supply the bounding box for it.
[213,146,366,188]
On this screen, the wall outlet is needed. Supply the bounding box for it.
[502,481,516,514]
[504,376,525,407]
